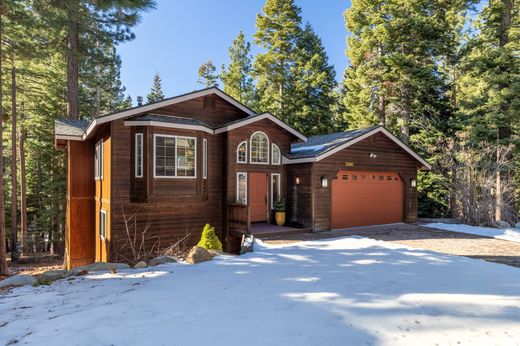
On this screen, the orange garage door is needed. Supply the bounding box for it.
[331,171,404,229]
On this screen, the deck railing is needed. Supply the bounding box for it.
[228,203,251,234]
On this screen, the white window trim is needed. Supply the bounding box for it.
[271,173,281,208]
[153,134,197,179]
[135,133,143,178]
[203,138,208,179]
[272,144,281,165]
[236,141,248,163]
[236,172,248,205]
[95,140,103,181]
[100,209,107,240]
[249,131,270,165]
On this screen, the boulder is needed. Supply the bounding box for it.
[75,262,130,272]
[207,249,224,258]
[134,261,147,269]
[0,275,37,289]
[186,246,213,264]
[148,256,177,266]
[38,270,70,284]
[494,220,511,229]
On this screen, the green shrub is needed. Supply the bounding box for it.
[197,224,223,251]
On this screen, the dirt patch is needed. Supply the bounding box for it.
[0,256,63,281]
[263,223,520,268]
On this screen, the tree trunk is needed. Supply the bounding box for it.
[495,0,514,222]
[401,85,411,145]
[0,14,8,276]
[67,0,80,119]
[378,94,386,127]
[20,104,27,256]
[10,65,18,261]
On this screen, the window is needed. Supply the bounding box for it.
[203,138,208,179]
[100,209,107,239]
[94,140,103,180]
[272,144,281,165]
[135,133,143,178]
[237,141,247,163]
[237,172,247,204]
[154,135,196,178]
[271,173,281,208]
[250,131,269,164]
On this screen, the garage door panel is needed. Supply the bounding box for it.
[331,171,404,229]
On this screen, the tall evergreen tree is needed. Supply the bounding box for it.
[253,0,302,122]
[197,60,218,87]
[147,72,165,103]
[220,31,256,108]
[291,23,338,135]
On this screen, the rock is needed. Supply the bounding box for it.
[186,246,213,264]
[75,262,130,272]
[148,256,177,266]
[38,270,70,284]
[494,220,511,229]
[0,275,37,289]
[207,249,224,258]
[134,261,147,269]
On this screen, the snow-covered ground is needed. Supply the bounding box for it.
[425,222,520,243]
[1,237,520,346]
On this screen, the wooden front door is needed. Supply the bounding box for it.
[250,173,268,222]
[331,171,404,229]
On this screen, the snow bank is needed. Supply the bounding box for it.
[425,222,520,243]
[1,236,520,346]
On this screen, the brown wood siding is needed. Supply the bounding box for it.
[152,95,247,127]
[302,132,420,231]
[287,163,313,228]
[109,119,224,262]
[94,127,111,262]
[225,118,296,223]
[65,140,95,269]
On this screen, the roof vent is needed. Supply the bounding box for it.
[137,96,143,106]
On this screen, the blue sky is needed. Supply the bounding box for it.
[117,0,350,103]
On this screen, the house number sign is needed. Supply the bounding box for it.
[344,162,354,167]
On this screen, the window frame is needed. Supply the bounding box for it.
[236,172,248,205]
[94,140,103,180]
[135,133,143,178]
[236,141,248,164]
[271,173,281,208]
[153,134,197,179]
[271,144,281,165]
[203,138,208,179]
[249,131,270,164]
[99,209,107,239]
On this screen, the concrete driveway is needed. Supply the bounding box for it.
[264,223,520,268]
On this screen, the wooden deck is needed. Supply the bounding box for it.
[229,222,312,240]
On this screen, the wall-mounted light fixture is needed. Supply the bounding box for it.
[321,176,328,188]
[410,178,417,187]
[369,153,377,159]
[295,177,301,185]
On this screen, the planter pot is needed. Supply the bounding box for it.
[275,212,286,226]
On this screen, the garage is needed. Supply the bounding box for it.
[331,171,404,229]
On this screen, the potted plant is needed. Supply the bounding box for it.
[273,199,286,226]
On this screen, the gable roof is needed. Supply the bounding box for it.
[285,126,431,170]
[55,87,307,142]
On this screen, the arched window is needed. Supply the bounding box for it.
[272,144,281,165]
[250,131,269,164]
[237,141,247,163]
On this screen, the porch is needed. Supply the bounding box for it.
[227,203,311,240]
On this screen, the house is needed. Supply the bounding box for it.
[55,87,430,269]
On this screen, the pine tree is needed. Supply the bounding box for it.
[253,0,302,121]
[291,23,338,135]
[220,31,256,108]
[197,60,219,87]
[147,72,165,103]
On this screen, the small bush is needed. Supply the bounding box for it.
[197,224,223,251]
